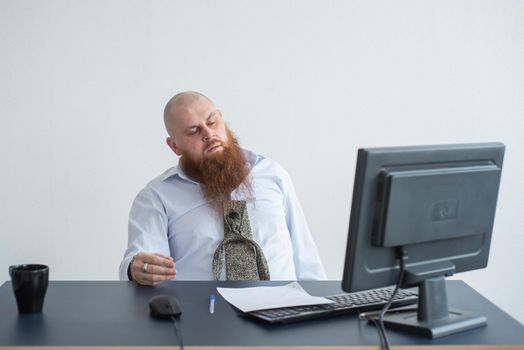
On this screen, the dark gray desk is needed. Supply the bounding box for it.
[0,280,523,349]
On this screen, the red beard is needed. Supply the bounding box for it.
[180,129,252,208]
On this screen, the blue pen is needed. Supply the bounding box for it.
[209,294,215,314]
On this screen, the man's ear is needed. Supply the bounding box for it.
[166,137,182,156]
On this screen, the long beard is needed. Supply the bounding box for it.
[180,130,252,209]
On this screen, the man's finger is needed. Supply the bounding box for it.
[150,273,173,283]
[144,263,176,276]
[153,254,175,268]
[153,252,173,260]
[140,252,175,268]
[135,271,175,285]
[133,273,154,286]
[131,252,176,285]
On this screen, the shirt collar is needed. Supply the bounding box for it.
[160,148,262,183]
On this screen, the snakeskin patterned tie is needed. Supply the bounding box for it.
[212,200,270,280]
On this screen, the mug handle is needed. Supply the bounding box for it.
[8,265,17,278]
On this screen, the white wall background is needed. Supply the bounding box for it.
[1,0,523,323]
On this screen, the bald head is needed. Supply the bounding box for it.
[164,91,214,137]
[163,91,229,162]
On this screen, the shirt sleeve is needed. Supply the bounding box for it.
[118,185,171,280]
[280,168,327,280]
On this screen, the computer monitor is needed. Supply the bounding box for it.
[342,142,505,338]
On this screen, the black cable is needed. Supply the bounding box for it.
[170,316,184,350]
[372,247,408,350]
[376,316,390,350]
[371,318,387,348]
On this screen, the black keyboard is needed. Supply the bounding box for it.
[247,286,418,323]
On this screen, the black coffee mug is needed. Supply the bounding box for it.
[9,264,49,314]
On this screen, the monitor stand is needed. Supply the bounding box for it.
[382,275,487,338]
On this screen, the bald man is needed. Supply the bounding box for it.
[119,92,326,285]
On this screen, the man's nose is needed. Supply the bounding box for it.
[202,126,215,143]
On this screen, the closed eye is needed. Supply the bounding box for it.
[186,127,199,135]
[206,113,218,126]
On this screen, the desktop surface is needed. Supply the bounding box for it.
[0,280,523,348]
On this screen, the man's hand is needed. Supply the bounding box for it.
[129,252,177,286]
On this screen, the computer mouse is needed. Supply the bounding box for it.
[148,294,182,318]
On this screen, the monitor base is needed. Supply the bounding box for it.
[382,308,487,338]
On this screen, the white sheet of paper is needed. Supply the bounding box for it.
[216,282,334,312]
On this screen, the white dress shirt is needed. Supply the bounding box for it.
[119,149,326,281]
